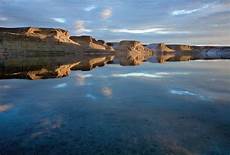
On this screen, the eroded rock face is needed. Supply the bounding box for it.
[70,36,113,50]
[112,41,153,66]
[0,27,77,44]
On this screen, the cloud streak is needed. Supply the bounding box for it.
[84,5,96,12]
[102,28,190,35]
[51,18,66,23]
[172,4,211,16]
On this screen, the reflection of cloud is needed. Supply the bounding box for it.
[156,72,190,75]
[0,85,11,89]
[111,72,190,79]
[0,104,13,112]
[75,20,92,35]
[86,94,97,100]
[100,8,112,19]
[75,73,92,86]
[53,83,67,89]
[170,89,208,101]
[170,90,196,96]
[31,117,62,138]
[112,73,162,78]
[101,87,112,97]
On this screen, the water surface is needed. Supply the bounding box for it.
[0,60,230,155]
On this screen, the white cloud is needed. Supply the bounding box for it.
[100,8,112,20]
[51,18,66,23]
[156,30,191,34]
[75,20,92,34]
[84,5,96,12]
[102,27,190,34]
[107,28,164,34]
[0,17,8,21]
[172,4,211,16]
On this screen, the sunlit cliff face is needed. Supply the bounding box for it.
[0,0,229,45]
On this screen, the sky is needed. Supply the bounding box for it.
[0,0,229,45]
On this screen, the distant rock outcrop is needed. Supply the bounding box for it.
[111,41,153,65]
[70,36,113,50]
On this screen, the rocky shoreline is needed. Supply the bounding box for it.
[0,27,229,80]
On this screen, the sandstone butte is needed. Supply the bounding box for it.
[0,27,230,80]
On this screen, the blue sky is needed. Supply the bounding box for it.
[0,0,229,45]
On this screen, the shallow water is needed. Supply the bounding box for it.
[0,60,230,155]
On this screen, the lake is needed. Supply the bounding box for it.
[0,60,230,155]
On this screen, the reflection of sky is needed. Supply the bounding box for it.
[0,61,230,154]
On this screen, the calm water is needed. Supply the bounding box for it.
[0,60,230,155]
